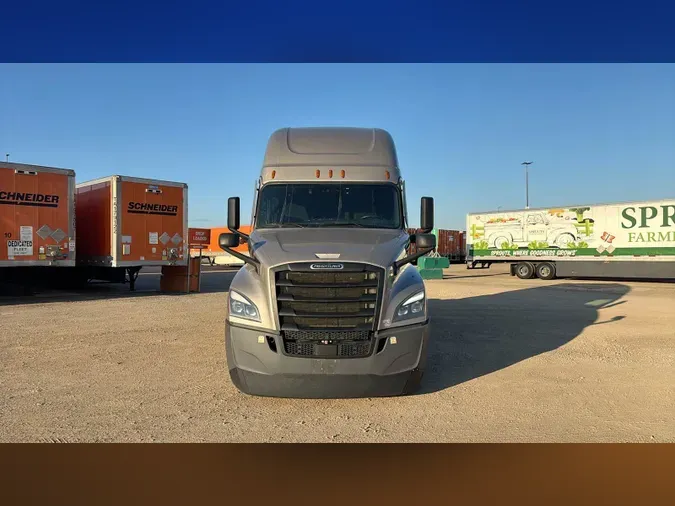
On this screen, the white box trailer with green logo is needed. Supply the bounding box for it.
[466,199,675,280]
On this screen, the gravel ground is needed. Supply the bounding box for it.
[1,264,673,442]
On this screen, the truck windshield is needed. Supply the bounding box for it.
[256,183,402,229]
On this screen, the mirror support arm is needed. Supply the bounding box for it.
[230,227,250,241]
[393,247,434,275]
[222,246,260,272]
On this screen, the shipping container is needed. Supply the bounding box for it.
[0,162,75,267]
[75,175,188,288]
[437,229,464,261]
[466,200,675,280]
[406,227,465,263]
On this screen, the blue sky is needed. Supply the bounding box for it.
[2,64,674,230]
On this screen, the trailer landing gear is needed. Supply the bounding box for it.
[467,261,491,270]
[126,267,142,291]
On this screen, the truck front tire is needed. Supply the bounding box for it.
[515,262,535,279]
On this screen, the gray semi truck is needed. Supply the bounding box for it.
[218,127,436,398]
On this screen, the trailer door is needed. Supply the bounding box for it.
[118,180,186,265]
[1,166,72,264]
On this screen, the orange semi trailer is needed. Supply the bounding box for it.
[75,175,188,290]
[1,162,76,270]
[192,225,251,265]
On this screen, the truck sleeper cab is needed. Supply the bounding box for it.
[219,127,436,398]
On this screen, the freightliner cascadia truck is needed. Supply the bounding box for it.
[218,127,436,398]
[466,200,675,280]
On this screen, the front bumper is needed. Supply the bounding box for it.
[225,320,430,398]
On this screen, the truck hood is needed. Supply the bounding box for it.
[249,228,408,268]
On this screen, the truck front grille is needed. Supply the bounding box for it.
[274,263,383,359]
[283,340,373,358]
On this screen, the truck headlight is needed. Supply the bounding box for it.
[393,291,425,322]
[229,291,261,322]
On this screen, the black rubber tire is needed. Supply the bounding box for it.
[515,262,535,279]
[536,262,557,280]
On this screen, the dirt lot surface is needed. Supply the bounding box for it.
[1,264,673,442]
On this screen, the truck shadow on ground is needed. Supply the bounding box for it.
[0,267,238,306]
[419,282,631,394]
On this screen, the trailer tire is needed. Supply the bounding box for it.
[515,262,535,279]
[536,262,556,280]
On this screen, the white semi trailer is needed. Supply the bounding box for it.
[466,199,675,280]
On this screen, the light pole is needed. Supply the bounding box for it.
[521,161,533,209]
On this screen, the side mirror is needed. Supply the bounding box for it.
[415,233,436,250]
[228,197,241,231]
[219,232,240,250]
[421,196,434,233]
[393,230,438,274]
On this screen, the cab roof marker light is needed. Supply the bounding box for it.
[340,169,346,178]
[385,170,390,180]
[315,169,320,178]
[328,169,333,178]
[271,170,276,179]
